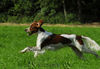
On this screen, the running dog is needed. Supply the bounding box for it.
[21,20,100,58]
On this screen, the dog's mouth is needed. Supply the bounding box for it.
[26,31,33,36]
[25,28,38,36]
[25,28,33,36]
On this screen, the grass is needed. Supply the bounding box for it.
[0,25,100,69]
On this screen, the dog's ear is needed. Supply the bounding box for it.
[37,20,43,28]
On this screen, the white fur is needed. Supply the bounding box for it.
[61,34,76,45]
[61,34,83,51]
[82,36,100,51]
[21,28,100,58]
[33,30,53,57]
[36,30,52,48]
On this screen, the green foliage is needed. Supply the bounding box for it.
[48,12,65,24]
[7,16,33,23]
[65,13,78,23]
[8,0,34,16]
[34,12,65,24]
[0,0,100,23]
[0,26,100,69]
[0,13,7,22]
[34,0,64,23]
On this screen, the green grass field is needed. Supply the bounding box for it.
[0,25,100,69]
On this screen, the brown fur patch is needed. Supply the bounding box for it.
[41,34,72,49]
[76,36,84,45]
[29,20,44,34]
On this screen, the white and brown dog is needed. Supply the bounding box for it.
[21,20,100,58]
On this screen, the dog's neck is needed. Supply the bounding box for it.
[37,27,52,36]
[37,27,45,35]
[38,27,45,32]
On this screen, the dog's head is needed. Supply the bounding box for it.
[25,20,43,36]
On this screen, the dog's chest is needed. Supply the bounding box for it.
[36,31,52,47]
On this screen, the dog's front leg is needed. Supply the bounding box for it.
[34,51,38,58]
[20,46,45,58]
[34,50,45,58]
[20,46,33,53]
[20,46,40,53]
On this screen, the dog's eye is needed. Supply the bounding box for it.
[36,24,38,25]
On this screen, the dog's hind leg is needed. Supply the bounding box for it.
[82,46,100,58]
[71,46,83,59]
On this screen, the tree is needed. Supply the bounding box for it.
[62,0,67,19]
[77,0,81,22]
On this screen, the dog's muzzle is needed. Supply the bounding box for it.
[25,28,30,32]
[25,28,32,36]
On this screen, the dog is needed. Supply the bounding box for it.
[21,20,100,58]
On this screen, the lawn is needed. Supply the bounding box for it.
[0,25,100,69]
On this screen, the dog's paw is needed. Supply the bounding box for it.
[20,47,30,53]
[20,49,26,53]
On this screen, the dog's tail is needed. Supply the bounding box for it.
[82,36,100,51]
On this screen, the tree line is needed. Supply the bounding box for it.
[0,0,100,24]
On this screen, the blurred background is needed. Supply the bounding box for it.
[0,0,100,24]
